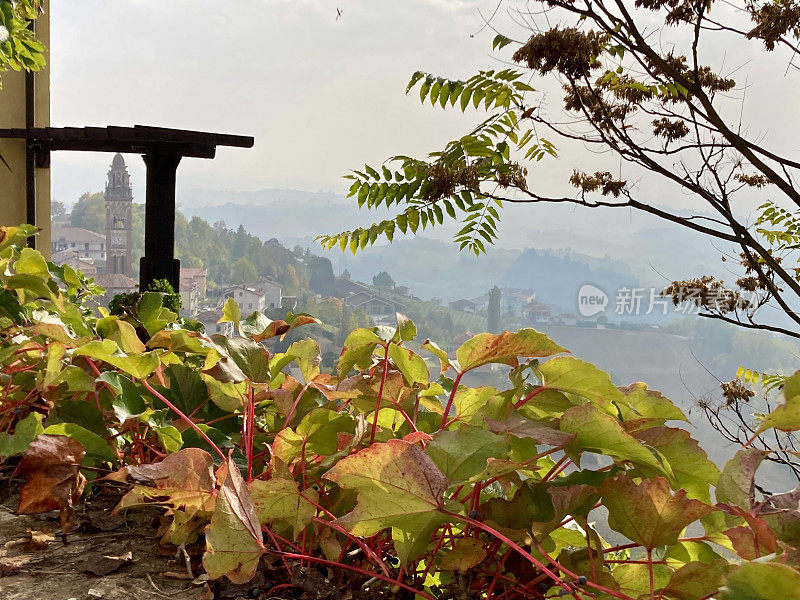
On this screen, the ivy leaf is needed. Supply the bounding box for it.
[450,386,498,424]
[0,412,43,458]
[99,372,147,423]
[635,427,719,502]
[42,423,116,464]
[559,404,672,477]
[456,329,565,373]
[219,297,242,329]
[720,561,800,600]
[480,480,556,537]
[137,292,179,336]
[203,460,265,584]
[716,449,769,510]
[756,395,800,435]
[387,344,429,386]
[485,414,576,447]
[613,563,673,598]
[617,382,687,424]
[439,538,487,571]
[421,339,454,375]
[14,247,49,277]
[323,439,454,563]
[394,313,417,342]
[252,312,320,342]
[211,336,270,383]
[96,316,146,354]
[72,339,160,380]
[287,338,321,382]
[337,328,381,378]
[16,435,87,535]
[426,425,508,484]
[107,448,216,514]
[238,310,271,339]
[249,478,319,538]
[273,409,355,464]
[538,357,624,406]
[600,474,715,549]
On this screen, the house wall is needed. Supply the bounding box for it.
[0,11,50,256]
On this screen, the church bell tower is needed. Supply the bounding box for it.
[105,154,133,275]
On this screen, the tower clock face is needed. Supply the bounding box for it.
[111,231,125,247]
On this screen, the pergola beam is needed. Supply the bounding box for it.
[0,125,254,293]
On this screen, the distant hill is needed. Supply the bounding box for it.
[179,187,738,293]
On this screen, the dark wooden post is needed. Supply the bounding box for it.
[140,152,182,293]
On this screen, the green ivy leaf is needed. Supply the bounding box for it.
[601,474,715,549]
[42,422,116,464]
[635,426,719,502]
[72,339,160,380]
[249,477,319,538]
[456,329,565,373]
[202,460,264,584]
[426,425,508,484]
[324,439,455,563]
[538,357,624,407]
[0,412,43,458]
[720,561,800,600]
[559,404,673,478]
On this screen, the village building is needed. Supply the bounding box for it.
[179,267,208,317]
[344,290,402,322]
[449,298,479,313]
[522,299,552,324]
[195,308,234,337]
[50,249,98,275]
[51,227,106,263]
[254,277,282,309]
[92,272,138,306]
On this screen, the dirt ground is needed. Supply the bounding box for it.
[0,475,217,600]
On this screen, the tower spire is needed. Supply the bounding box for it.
[105,154,133,275]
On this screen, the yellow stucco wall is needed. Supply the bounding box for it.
[0,6,51,257]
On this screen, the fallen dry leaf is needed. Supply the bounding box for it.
[82,550,133,576]
[16,434,87,540]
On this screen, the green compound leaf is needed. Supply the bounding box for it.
[635,426,719,502]
[559,404,673,477]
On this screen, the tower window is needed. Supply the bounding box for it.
[113,217,125,229]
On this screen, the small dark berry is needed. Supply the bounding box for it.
[468,509,479,520]
[576,575,587,585]
[247,587,261,598]
[536,582,549,593]
[558,588,570,596]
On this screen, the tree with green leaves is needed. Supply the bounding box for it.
[319,0,800,343]
[487,285,501,333]
[69,192,106,233]
[317,0,800,488]
[0,0,44,88]
[231,256,258,285]
[372,270,395,291]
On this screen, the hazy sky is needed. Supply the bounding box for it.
[50,0,503,203]
[50,1,798,215]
